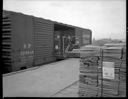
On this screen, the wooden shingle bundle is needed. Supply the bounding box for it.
[79,45,126,97]
[79,46,101,97]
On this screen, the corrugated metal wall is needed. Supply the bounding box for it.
[11,12,34,71]
[33,18,55,66]
[75,27,83,47]
[75,28,92,47]
[82,29,92,45]
[2,11,34,73]
[2,11,12,73]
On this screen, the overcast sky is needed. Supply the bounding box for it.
[3,0,126,40]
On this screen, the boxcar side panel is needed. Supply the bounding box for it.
[2,11,13,73]
[75,27,83,47]
[11,12,34,71]
[33,18,55,66]
[82,29,92,45]
[75,28,92,47]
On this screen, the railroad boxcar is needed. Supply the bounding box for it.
[2,10,34,73]
[2,10,92,74]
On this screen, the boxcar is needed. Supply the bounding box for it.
[2,10,92,74]
[2,11,34,73]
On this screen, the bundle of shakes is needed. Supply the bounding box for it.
[100,47,126,97]
[79,45,101,97]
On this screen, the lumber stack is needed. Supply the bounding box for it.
[102,45,126,97]
[99,47,123,97]
[119,46,126,97]
[79,45,126,97]
[79,46,101,97]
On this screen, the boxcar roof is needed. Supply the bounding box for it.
[3,10,91,31]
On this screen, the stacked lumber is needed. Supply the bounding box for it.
[79,83,101,97]
[102,47,123,59]
[100,47,125,97]
[66,51,80,58]
[119,46,126,97]
[79,46,101,97]
[122,47,126,60]
[79,45,126,97]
